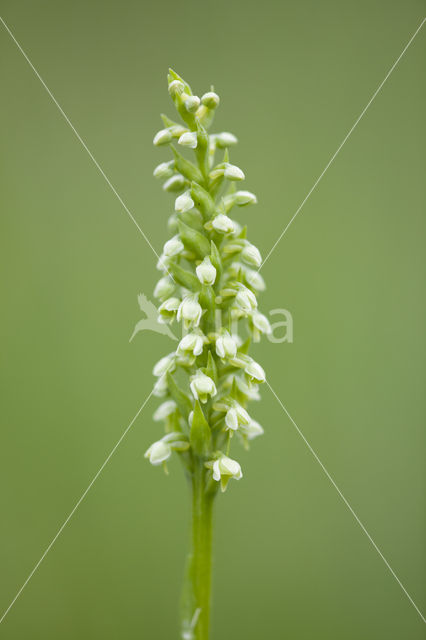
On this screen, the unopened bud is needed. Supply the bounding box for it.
[175,191,194,213]
[241,244,262,267]
[168,79,185,97]
[201,91,220,109]
[196,256,216,285]
[245,359,266,383]
[153,160,174,178]
[178,131,198,149]
[184,95,201,113]
[224,163,245,181]
[153,276,175,300]
[153,128,173,146]
[235,190,257,205]
[211,214,235,234]
[163,235,184,257]
[163,174,186,192]
[215,132,238,148]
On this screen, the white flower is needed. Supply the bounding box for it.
[211,454,242,491]
[196,257,216,285]
[156,254,170,272]
[158,297,180,323]
[235,190,257,205]
[153,374,168,397]
[153,400,177,421]
[168,79,185,96]
[177,296,203,328]
[215,331,237,359]
[224,163,245,181]
[178,131,198,149]
[154,276,175,300]
[153,161,174,178]
[184,95,201,113]
[244,419,264,440]
[144,439,172,465]
[153,352,175,377]
[252,311,272,335]
[235,287,258,313]
[201,91,220,108]
[178,332,204,358]
[190,370,217,403]
[245,269,266,291]
[211,214,235,234]
[245,359,266,383]
[215,132,238,148]
[241,244,262,268]
[224,407,238,431]
[163,235,184,257]
[153,128,172,146]
[163,174,186,192]
[175,191,194,213]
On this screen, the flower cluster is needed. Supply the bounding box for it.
[137,69,270,492]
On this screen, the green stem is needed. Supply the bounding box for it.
[181,463,214,640]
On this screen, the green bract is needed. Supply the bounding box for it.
[138,69,269,640]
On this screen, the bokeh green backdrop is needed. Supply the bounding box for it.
[1,1,425,638]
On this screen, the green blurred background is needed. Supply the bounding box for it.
[1,1,425,638]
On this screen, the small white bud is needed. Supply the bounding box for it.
[178,131,198,149]
[153,352,175,377]
[190,370,217,403]
[211,214,235,234]
[158,297,180,323]
[152,374,168,397]
[153,128,173,146]
[201,91,220,109]
[215,132,238,148]
[245,359,266,383]
[153,400,177,421]
[168,79,185,96]
[163,174,186,192]
[154,276,175,300]
[245,269,266,291]
[175,191,194,213]
[215,331,237,360]
[177,296,203,328]
[184,95,201,113]
[241,244,262,268]
[153,161,174,178]
[163,235,184,257]
[178,332,204,358]
[156,254,168,272]
[225,408,238,431]
[196,256,216,285]
[235,190,257,205]
[252,311,272,335]
[224,163,245,181]
[145,439,172,466]
[235,287,258,313]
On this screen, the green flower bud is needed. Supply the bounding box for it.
[201,91,220,109]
